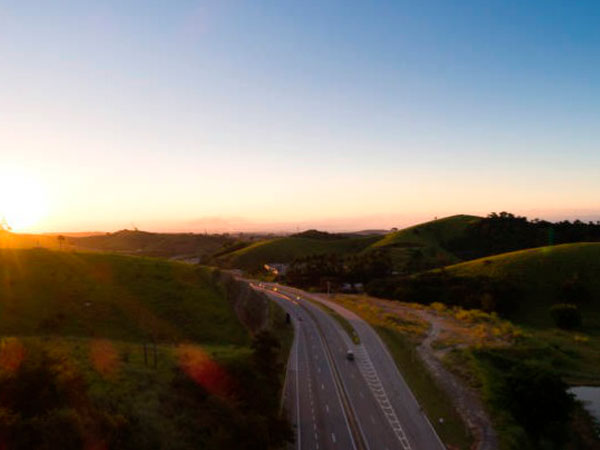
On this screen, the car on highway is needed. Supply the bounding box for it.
[346,350,355,361]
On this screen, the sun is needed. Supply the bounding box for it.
[0,171,48,232]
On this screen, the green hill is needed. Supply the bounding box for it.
[369,215,482,270]
[442,242,600,327]
[0,249,290,449]
[0,248,248,344]
[70,229,232,259]
[217,216,483,274]
[218,233,382,272]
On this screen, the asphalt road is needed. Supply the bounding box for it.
[252,283,445,450]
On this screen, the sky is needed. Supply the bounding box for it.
[1,0,599,232]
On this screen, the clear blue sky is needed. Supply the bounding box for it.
[1,0,599,231]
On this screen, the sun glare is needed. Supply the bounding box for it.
[0,171,48,232]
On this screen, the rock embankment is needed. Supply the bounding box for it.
[217,272,270,334]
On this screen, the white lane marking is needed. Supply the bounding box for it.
[305,305,358,450]
[295,325,301,450]
[332,433,336,443]
[325,404,329,413]
[354,345,412,450]
[321,383,325,390]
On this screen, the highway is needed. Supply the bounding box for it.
[252,283,445,450]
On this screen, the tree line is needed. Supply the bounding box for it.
[446,212,600,260]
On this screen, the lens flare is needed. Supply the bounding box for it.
[177,345,232,397]
[0,338,25,374]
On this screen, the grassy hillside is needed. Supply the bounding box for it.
[70,229,233,259]
[369,214,482,270]
[442,242,600,328]
[217,215,482,275]
[218,234,382,272]
[0,249,291,449]
[0,249,249,344]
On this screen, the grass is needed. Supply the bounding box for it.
[0,335,256,449]
[267,297,295,383]
[218,215,481,273]
[376,327,473,450]
[219,234,381,272]
[0,248,249,345]
[368,214,481,270]
[0,229,67,249]
[440,242,600,328]
[372,214,480,249]
[0,248,294,449]
[70,229,232,259]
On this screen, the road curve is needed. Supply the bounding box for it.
[252,282,445,450]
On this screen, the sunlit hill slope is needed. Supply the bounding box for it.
[441,242,600,327]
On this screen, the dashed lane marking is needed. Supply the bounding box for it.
[353,345,412,450]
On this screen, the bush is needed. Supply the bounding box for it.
[550,304,582,329]
[500,362,574,446]
[557,277,592,305]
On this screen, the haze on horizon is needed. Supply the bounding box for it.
[2,1,599,234]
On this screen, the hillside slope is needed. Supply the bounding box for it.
[218,234,382,271]
[0,249,290,449]
[70,229,232,259]
[442,242,600,327]
[0,229,66,249]
[369,215,482,270]
[0,248,249,344]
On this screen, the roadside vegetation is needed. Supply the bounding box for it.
[0,248,292,449]
[329,294,600,449]
[326,294,472,450]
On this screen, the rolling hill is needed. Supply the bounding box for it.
[0,229,67,249]
[217,215,483,273]
[441,242,600,327]
[370,214,482,270]
[0,249,290,449]
[0,248,249,343]
[217,232,382,271]
[69,229,233,259]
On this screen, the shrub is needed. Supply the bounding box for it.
[500,362,574,446]
[549,304,582,329]
[557,277,592,305]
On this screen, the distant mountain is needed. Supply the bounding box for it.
[0,229,66,249]
[353,229,390,236]
[69,229,234,258]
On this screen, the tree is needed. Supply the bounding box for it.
[57,235,65,250]
[500,363,574,446]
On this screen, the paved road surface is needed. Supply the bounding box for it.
[252,283,445,450]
